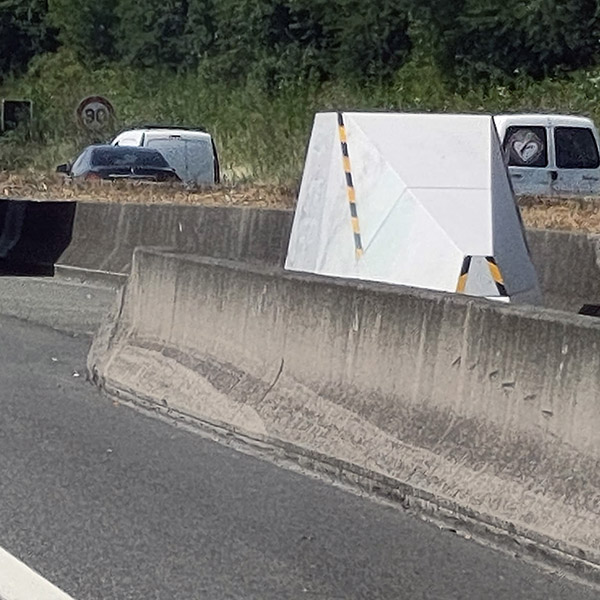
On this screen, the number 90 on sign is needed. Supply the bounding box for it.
[76,96,115,132]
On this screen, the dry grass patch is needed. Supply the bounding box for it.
[0,171,296,209]
[4,172,600,232]
[519,196,600,233]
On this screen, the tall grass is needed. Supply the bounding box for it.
[3,49,600,184]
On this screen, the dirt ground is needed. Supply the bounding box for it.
[517,196,600,233]
[2,170,600,233]
[0,171,297,209]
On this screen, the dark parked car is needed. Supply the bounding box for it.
[56,145,181,183]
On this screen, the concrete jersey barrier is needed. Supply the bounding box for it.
[526,228,600,311]
[48,206,600,311]
[1,198,600,310]
[57,201,293,275]
[0,199,293,278]
[89,247,600,575]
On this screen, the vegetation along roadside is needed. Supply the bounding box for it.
[2,0,600,238]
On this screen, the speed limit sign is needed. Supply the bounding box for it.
[76,96,115,132]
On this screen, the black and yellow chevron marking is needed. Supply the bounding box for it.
[455,255,509,297]
[485,256,508,297]
[456,256,472,293]
[337,112,363,259]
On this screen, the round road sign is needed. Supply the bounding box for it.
[76,96,115,132]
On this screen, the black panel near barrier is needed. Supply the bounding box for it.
[0,199,76,276]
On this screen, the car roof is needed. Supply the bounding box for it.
[142,124,208,133]
[114,128,213,142]
[494,113,595,129]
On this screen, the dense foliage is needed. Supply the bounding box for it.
[3,0,600,182]
[0,0,55,75]
[439,0,600,82]
[48,0,118,62]
[4,0,600,85]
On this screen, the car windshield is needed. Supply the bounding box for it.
[90,147,169,168]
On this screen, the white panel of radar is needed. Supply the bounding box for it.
[285,112,541,304]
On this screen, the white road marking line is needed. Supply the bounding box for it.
[0,546,75,600]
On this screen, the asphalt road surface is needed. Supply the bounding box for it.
[0,275,596,600]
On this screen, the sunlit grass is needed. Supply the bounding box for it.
[3,49,600,185]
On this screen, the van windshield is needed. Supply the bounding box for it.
[147,138,214,184]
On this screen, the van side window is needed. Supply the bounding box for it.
[555,127,600,169]
[503,126,548,167]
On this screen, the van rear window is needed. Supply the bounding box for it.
[148,138,214,183]
[503,126,548,168]
[555,127,600,169]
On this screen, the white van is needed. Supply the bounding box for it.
[111,127,220,185]
[494,114,600,196]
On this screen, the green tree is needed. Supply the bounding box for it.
[47,0,119,62]
[264,0,335,82]
[438,0,600,82]
[212,0,412,87]
[0,0,56,77]
[183,0,217,63]
[328,0,412,82]
[115,0,218,69]
[117,0,187,67]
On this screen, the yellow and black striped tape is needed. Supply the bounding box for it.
[485,256,508,297]
[455,255,508,297]
[456,256,472,293]
[337,112,363,259]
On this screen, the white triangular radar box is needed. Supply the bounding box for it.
[285,112,541,304]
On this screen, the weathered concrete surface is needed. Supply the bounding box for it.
[0,199,293,277]
[2,199,600,310]
[59,205,600,313]
[526,228,600,311]
[59,204,600,313]
[2,310,595,600]
[57,202,292,275]
[89,248,600,574]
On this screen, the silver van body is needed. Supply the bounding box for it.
[494,114,600,196]
[112,128,219,185]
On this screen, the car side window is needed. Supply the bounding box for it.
[503,126,548,168]
[555,127,600,169]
